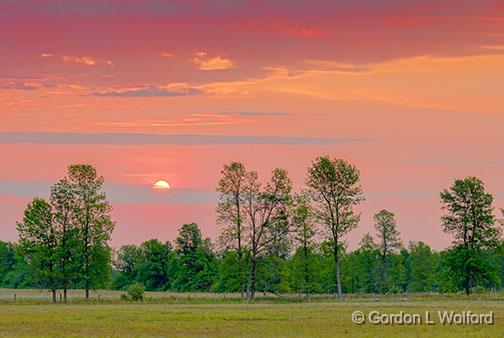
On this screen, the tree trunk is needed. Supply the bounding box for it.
[464,247,471,295]
[246,254,257,301]
[333,242,342,298]
[51,289,57,303]
[336,258,342,297]
[303,242,310,296]
[64,288,67,302]
[85,287,89,301]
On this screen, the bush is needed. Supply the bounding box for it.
[127,282,145,301]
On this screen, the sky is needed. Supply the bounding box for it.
[1,0,503,250]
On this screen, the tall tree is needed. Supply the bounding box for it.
[16,198,59,302]
[136,239,173,290]
[50,178,77,302]
[306,156,363,297]
[290,195,318,295]
[216,162,248,300]
[68,164,115,300]
[440,176,501,294]
[243,168,292,300]
[374,209,402,291]
[174,223,217,291]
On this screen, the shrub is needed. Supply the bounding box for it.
[127,282,145,301]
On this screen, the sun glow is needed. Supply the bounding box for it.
[153,180,171,189]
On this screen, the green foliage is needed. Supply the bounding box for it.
[127,282,145,301]
[136,240,173,290]
[4,160,504,299]
[440,176,501,294]
[306,156,364,297]
[173,223,218,291]
[16,198,59,299]
[408,241,437,292]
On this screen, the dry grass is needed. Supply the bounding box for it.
[0,289,502,337]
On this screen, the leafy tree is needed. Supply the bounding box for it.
[136,239,173,290]
[374,209,402,292]
[256,254,291,294]
[0,241,16,284]
[440,176,501,294]
[290,197,319,295]
[68,164,115,300]
[173,223,217,291]
[306,156,363,297]
[16,198,59,302]
[50,178,78,301]
[216,162,248,299]
[242,168,292,300]
[348,233,379,293]
[408,241,437,292]
[214,250,247,292]
[113,244,141,289]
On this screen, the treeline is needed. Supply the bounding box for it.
[1,158,503,301]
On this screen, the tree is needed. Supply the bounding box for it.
[174,223,217,291]
[243,168,292,300]
[113,244,141,289]
[349,233,379,293]
[306,156,364,297]
[136,239,172,290]
[440,176,501,294]
[216,162,248,300]
[16,198,59,302]
[50,178,78,301]
[373,209,402,292]
[68,164,115,300]
[408,241,437,292]
[290,196,318,295]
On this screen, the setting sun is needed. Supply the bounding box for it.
[153,180,171,189]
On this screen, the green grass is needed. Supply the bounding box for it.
[0,289,502,337]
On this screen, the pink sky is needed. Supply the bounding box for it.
[1,1,503,250]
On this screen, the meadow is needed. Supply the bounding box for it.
[0,289,501,337]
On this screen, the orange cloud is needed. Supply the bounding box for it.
[193,52,234,71]
[62,55,97,66]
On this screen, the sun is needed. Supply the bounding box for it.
[153,180,171,189]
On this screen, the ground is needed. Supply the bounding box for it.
[0,289,501,337]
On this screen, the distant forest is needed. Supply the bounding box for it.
[1,158,503,302]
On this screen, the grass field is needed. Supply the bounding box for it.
[0,289,501,337]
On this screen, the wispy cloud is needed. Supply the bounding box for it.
[221,112,292,117]
[61,55,97,66]
[0,180,217,205]
[193,52,234,71]
[94,112,290,128]
[0,132,369,146]
[0,79,57,91]
[481,45,504,51]
[41,53,113,67]
[91,85,201,97]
